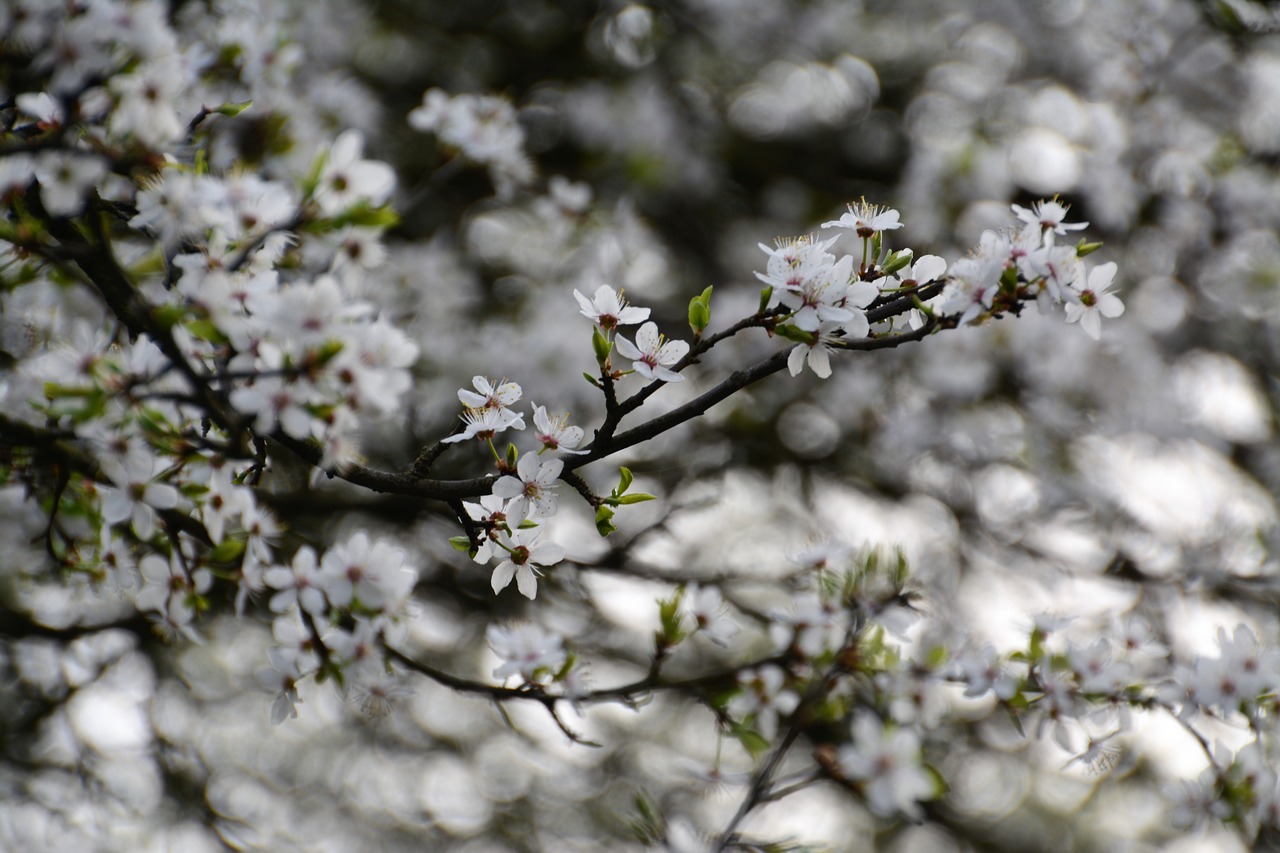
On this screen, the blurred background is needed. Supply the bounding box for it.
[4,0,1280,850]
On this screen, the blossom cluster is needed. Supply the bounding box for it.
[408,88,536,198]
[759,199,1124,383]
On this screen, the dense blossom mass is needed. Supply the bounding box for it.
[1,1,1278,851]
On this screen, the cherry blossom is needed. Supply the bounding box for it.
[486,526,565,599]
[837,713,936,819]
[822,201,904,237]
[573,284,650,330]
[491,454,563,521]
[487,621,568,681]
[614,321,689,382]
[531,403,588,455]
[1064,261,1125,340]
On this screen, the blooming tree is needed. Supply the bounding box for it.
[2,1,1280,851]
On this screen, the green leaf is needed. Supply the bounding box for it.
[448,535,473,553]
[582,372,601,388]
[687,285,713,334]
[758,286,774,314]
[595,504,617,536]
[504,443,518,468]
[213,99,253,117]
[591,327,612,365]
[617,466,634,495]
[1076,239,1104,257]
[870,231,883,261]
[614,492,655,505]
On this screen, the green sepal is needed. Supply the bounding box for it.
[325,203,399,230]
[999,264,1019,294]
[688,285,713,335]
[773,323,814,344]
[151,303,186,330]
[880,248,913,276]
[1075,239,1104,257]
[730,721,770,760]
[657,586,686,645]
[313,339,345,366]
[207,537,246,564]
[186,318,228,344]
[591,327,612,365]
[758,286,773,313]
[595,504,617,536]
[923,762,948,799]
[214,99,253,118]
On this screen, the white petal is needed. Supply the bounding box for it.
[634,322,660,351]
[788,345,806,377]
[491,562,516,594]
[515,566,538,599]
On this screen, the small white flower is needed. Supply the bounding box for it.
[786,323,842,379]
[614,321,689,382]
[441,405,526,443]
[491,453,563,520]
[1064,261,1124,340]
[685,583,739,646]
[458,376,522,410]
[532,403,588,455]
[573,284,650,330]
[488,526,564,600]
[837,713,936,820]
[314,130,395,215]
[487,621,567,680]
[822,201,903,237]
[1011,199,1088,241]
